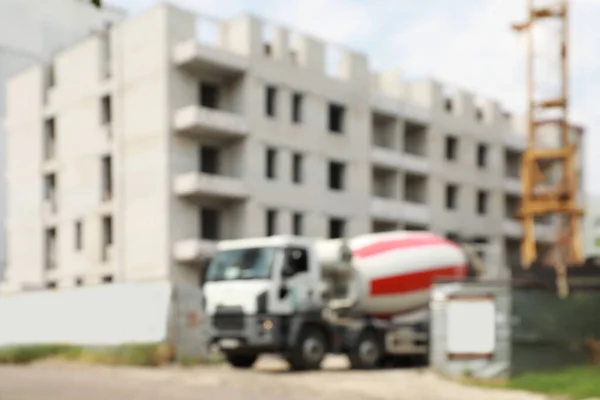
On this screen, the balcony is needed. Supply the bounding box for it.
[402,201,431,225]
[502,220,522,237]
[174,105,248,142]
[369,198,430,225]
[174,172,248,201]
[503,133,526,151]
[173,38,248,77]
[504,177,521,194]
[371,147,400,169]
[370,197,403,221]
[402,102,431,125]
[370,93,399,116]
[399,153,430,174]
[173,239,217,264]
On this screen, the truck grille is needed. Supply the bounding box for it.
[213,312,245,331]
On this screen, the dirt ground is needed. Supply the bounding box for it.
[0,356,547,400]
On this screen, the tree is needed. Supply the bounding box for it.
[91,0,102,8]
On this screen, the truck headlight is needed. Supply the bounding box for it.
[262,319,273,331]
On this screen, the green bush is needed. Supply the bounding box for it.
[0,344,82,364]
[0,344,166,366]
[0,343,225,368]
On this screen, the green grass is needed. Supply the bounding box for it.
[0,343,224,368]
[77,344,169,367]
[505,366,600,400]
[0,344,170,366]
[0,344,82,364]
[462,366,600,400]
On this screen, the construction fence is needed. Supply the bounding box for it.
[0,280,210,360]
[430,278,600,379]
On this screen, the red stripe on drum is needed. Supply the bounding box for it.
[353,236,460,259]
[369,265,468,296]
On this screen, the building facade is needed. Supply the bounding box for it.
[2,4,585,292]
[0,0,125,279]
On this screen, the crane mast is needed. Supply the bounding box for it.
[512,0,583,269]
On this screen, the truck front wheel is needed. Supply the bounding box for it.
[348,330,383,370]
[286,326,327,371]
[224,352,258,369]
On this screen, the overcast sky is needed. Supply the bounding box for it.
[107,0,600,195]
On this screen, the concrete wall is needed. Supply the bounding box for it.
[0,279,208,359]
[113,5,173,283]
[4,66,46,288]
[0,281,171,346]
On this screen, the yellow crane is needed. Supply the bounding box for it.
[512,0,584,270]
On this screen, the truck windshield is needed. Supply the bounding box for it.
[205,247,277,282]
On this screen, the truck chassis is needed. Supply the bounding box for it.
[210,307,428,370]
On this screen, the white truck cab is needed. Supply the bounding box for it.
[203,235,336,369]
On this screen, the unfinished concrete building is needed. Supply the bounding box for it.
[1,3,586,292]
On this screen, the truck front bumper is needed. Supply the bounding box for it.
[209,314,284,353]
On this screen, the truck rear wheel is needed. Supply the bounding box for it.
[286,326,327,371]
[225,352,258,369]
[348,330,383,370]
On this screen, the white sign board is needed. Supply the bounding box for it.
[446,298,496,356]
[0,281,172,347]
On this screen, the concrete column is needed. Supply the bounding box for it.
[296,35,324,72]
[339,50,369,84]
[376,68,405,98]
[453,90,476,120]
[409,79,443,110]
[479,98,502,125]
[272,27,290,62]
[225,14,262,56]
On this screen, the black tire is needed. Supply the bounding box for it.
[286,326,328,371]
[225,352,258,369]
[348,329,383,370]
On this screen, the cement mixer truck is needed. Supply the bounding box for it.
[203,231,474,370]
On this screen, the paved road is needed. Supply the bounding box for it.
[0,356,545,400]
